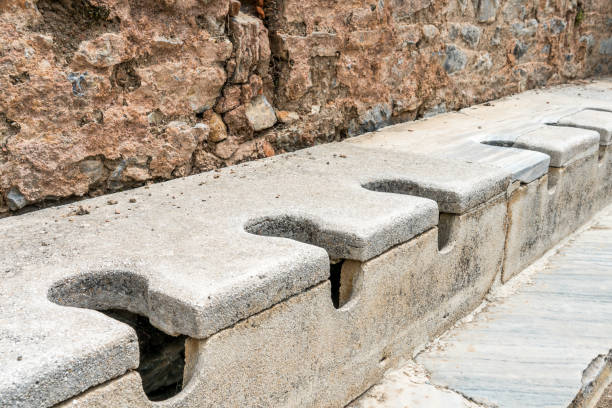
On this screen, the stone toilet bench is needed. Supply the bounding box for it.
[1,81,611,408]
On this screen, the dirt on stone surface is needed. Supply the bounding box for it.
[597,382,612,408]
[0,0,611,215]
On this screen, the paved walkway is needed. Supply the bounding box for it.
[351,204,612,408]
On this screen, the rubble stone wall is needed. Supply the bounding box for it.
[0,0,610,214]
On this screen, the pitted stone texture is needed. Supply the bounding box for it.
[438,141,550,183]
[245,95,277,131]
[502,153,602,282]
[557,109,612,145]
[484,125,600,167]
[417,206,612,407]
[0,143,510,407]
[348,361,483,408]
[0,308,138,408]
[57,196,509,408]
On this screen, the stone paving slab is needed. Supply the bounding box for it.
[0,143,509,408]
[416,205,612,408]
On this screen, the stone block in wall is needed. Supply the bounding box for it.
[229,13,270,84]
[475,0,499,22]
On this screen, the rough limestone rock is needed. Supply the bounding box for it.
[246,95,277,131]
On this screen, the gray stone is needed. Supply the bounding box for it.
[599,37,612,56]
[501,0,529,21]
[359,103,392,132]
[59,194,510,408]
[474,53,492,72]
[490,26,502,46]
[448,24,460,40]
[548,17,567,34]
[6,187,27,211]
[418,206,612,407]
[245,95,277,131]
[443,45,467,74]
[580,34,595,50]
[440,141,550,183]
[571,350,612,408]
[476,0,499,22]
[511,19,538,37]
[423,103,447,118]
[557,109,612,145]
[461,25,481,47]
[79,159,105,184]
[484,125,600,167]
[0,143,511,407]
[5,81,612,408]
[501,148,607,281]
[513,40,528,59]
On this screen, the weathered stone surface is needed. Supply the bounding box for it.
[461,25,481,48]
[224,105,254,140]
[1,141,515,407]
[55,194,509,408]
[484,125,600,167]
[204,111,228,143]
[501,151,606,281]
[1,0,611,212]
[418,206,612,407]
[73,33,129,68]
[444,45,468,73]
[422,24,439,40]
[349,361,483,408]
[6,187,27,210]
[276,110,300,124]
[214,85,242,114]
[229,13,270,84]
[4,83,612,408]
[476,0,499,22]
[438,140,551,183]
[557,110,612,145]
[350,81,612,184]
[600,38,612,55]
[352,84,612,284]
[245,95,277,131]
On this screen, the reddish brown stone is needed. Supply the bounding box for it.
[262,140,275,157]
[223,106,254,141]
[0,0,610,213]
[204,111,229,143]
[215,86,242,113]
[229,0,241,17]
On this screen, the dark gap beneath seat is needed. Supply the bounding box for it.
[102,309,186,401]
[329,261,344,309]
[438,213,455,251]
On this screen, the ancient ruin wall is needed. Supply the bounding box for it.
[0,0,610,213]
